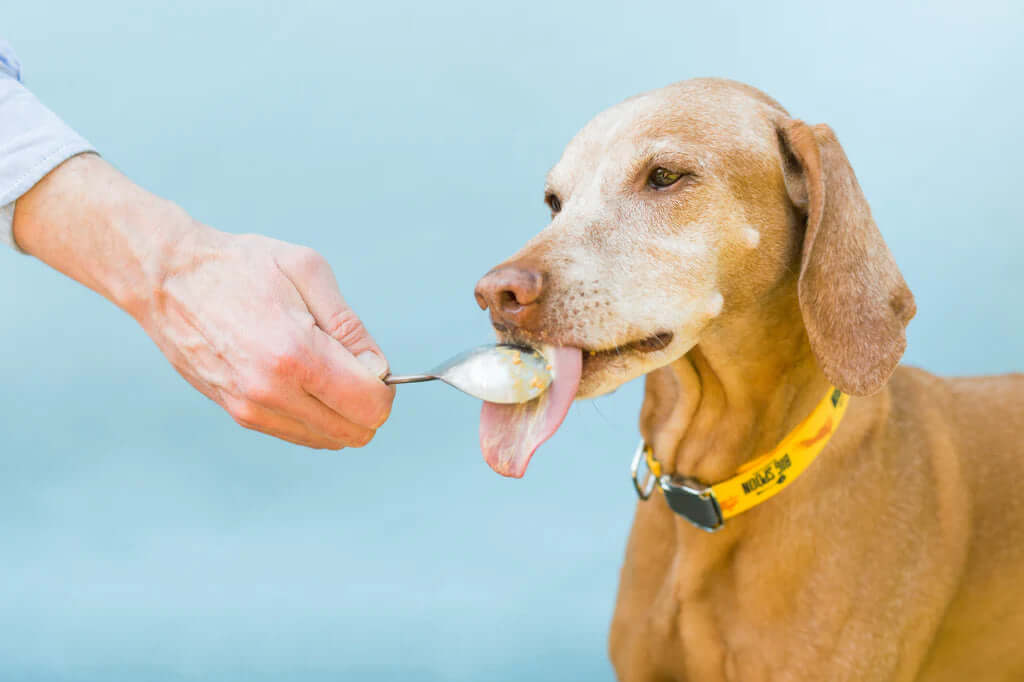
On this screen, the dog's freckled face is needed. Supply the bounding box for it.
[473,80,809,477]
[478,80,796,399]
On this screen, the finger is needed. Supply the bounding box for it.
[279,248,389,377]
[294,390,379,447]
[302,326,396,430]
[167,352,351,448]
[242,375,379,447]
[224,396,362,450]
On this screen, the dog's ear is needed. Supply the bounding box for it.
[777,119,915,396]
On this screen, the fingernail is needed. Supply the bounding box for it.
[357,351,389,379]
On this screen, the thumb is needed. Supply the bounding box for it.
[280,248,389,378]
[321,305,389,379]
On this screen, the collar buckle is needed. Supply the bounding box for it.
[659,477,723,532]
[630,439,724,533]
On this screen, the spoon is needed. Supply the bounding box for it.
[383,344,553,404]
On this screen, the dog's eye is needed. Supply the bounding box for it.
[648,167,685,188]
[545,194,562,214]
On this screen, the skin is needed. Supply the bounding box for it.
[476,79,1024,681]
[13,153,395,449]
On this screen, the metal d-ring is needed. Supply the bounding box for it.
[630,439,658,500]
[629,439,724,532]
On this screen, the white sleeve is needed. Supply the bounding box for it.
[0,39,96,252]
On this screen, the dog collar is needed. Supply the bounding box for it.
[630,386,850,532]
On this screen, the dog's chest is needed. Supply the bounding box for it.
[611,553,781,682]
[609,508,846,682]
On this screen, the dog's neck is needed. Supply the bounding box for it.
[641,285,832,485]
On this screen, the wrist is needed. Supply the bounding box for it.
[109,192,218,321]
[13,153,220,320]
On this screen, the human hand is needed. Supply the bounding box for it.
[138,226,396,449]
[13,154,394,449]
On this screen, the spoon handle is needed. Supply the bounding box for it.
[382,373,436,385]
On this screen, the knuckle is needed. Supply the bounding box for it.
[322,419,367,447]
[240,373,278,405]
[292,246,326,275]
[267,338,309,380]
[348,428,375,448]
[324,310,366,347]
[269,349,298,376]
[228,400,260,429]
[301,363,329,397]
[366,395,393,430]
[233,417,258,431]
[342,388,394,431]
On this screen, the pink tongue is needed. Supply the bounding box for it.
[479,346,583,478]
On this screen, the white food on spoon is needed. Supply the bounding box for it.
[479,345,583,478]
[443,345,551,404]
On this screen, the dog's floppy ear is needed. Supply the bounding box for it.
[777,120,915,396]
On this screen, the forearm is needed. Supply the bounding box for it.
[12,153,215,319]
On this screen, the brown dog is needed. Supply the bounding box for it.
[473,79,1024,681]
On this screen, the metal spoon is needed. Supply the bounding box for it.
[383,344,552,404]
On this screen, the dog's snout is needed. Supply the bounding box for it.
[474,264,545,330]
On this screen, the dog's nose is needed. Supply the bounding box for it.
[474,264,544,330]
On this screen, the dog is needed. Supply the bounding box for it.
[473,78,1024,681]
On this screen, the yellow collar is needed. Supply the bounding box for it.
[630,386,850,532]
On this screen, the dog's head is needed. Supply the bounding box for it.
[475,78,914,477]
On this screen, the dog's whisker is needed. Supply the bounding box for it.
[589,399,612,426]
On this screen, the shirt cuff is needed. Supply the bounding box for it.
[0,76,97,252]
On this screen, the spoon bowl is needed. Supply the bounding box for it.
[384,344,552,403]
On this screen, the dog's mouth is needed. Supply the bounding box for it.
[582,331,674,367]
[478,331,673,478]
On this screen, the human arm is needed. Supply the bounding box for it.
[12,153,395,449]
[0,38,94,247]
[2,39,394,449]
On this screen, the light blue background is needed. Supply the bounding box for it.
[2,2,1022,680]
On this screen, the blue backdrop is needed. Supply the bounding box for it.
[2,2,1021,680]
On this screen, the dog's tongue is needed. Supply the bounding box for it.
[479,346,583,478]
